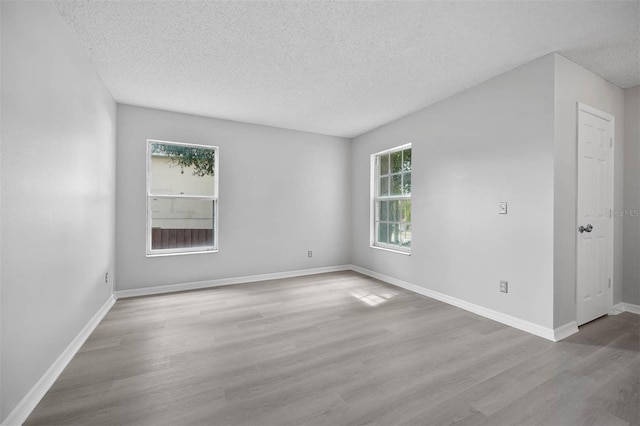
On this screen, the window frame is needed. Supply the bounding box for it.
[370,143,412,254]
[146,139,219,257]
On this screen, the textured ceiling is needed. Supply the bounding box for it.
[55,1,639,138]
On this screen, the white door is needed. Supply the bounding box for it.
[576,103,614,326]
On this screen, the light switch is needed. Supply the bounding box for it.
[499,202,507,214]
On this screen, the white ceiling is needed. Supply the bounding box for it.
[55,1,639,138]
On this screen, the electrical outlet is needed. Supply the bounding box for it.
[308,251,313,258]
[499,202,508,214]
[500,280,508,293]
[105,272,109,284]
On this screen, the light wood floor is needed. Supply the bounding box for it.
[26,271,639,425]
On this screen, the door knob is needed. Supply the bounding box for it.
[578,224,593,233]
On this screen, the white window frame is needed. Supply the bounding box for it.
[146,139,219,257]
[370,143,412,254]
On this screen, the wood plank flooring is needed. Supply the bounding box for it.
[26,271,639,425]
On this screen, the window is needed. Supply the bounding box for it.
[372,144,411,252]
[147,140,218,256]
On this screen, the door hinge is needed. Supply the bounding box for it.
[608,278,612,289]
[610,137,613,148]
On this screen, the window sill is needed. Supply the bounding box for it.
[146,249,218,258]
[369,245,411,256]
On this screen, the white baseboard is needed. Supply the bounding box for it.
[3,265,351,425]
[623,302,640,315]
[553,321,579,341]
[350,265,560,342]
[114,265,352,299]
[3,264,605,425]
[611,304,624,315]
[613,302,640,315]
[2,295,116,426]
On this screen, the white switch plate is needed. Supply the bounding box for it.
[499,202,507,214]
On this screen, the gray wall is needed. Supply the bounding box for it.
[553,54,625,327]
[351,55,556,328]
[623,86,640,306]
[0,1,116,422]
[116,105,351,291]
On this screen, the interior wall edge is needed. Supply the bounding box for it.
[552,53,626,328]
[622,85,640,306]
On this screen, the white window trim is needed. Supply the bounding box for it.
[370,143,412,255]
[146,139,219,257]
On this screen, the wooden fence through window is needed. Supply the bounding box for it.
[152,228,213,249]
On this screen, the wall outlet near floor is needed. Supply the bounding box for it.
[500,280,508,293]
[105,272,109,284]
[308,251,313,258]
[499,202,508,214]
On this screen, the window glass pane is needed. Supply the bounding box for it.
[378,201,388,221]
[389,223,399,244]
[150,143,215,196]
[389,200,399,222]
[379,154,389,176]
[151,198,215,249]
[399,224,411,247]
[402,149,412,171]
[379,176,389,196]
[391,174,402,195]
[403,172,411,195]
[400,200,411,223]
[378,222,388,244]
[391,150,402,173]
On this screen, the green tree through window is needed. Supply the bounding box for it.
[151,143,215,177]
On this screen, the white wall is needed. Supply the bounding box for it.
[116,105,351,290]
[1,1,116,422]
[623,86,640,306]
[351,55,556,329]
[553,54,625,327]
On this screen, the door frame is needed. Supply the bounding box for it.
[575,102,615,324]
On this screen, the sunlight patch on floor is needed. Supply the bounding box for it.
[350,289,397,306]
